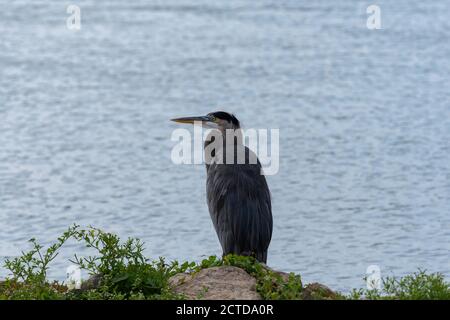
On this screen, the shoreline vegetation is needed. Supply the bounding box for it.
[0,225,448,300]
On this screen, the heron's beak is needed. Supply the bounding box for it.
[171,115,212,125]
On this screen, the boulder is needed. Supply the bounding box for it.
[169,266,261,300]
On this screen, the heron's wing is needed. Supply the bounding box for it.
[206,146,273,259]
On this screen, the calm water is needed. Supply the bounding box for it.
[0,0,449,291]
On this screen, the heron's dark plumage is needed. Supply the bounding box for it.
[205,134,272,263]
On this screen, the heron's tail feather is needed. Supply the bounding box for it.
[255,251,267,264]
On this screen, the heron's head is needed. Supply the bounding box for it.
[171,111,240,130]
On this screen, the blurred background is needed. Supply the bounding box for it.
[0,0,449,292]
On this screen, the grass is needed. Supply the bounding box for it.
[349,270,450,300]
[0,225,448,300]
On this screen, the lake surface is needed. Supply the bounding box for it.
[0,0,449,291]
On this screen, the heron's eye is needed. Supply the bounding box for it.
[210,116,217,121]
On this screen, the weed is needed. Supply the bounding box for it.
[1,226,448,300]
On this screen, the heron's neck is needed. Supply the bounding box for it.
[204,128,242,168]
[207,128,243,146]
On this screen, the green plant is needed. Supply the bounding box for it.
[1,226,449,300]
[4,225,78,284]
[1,225,78,299]
[69,227,192,299]
[194,254,305,299]
[1,225,191,300]
[348,270,450,300]
[226,255,303,299]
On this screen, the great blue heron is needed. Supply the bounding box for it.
[171,111,273,263]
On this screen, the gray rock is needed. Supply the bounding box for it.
[169,266,261,300]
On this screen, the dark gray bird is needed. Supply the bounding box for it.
[171,111,273,263]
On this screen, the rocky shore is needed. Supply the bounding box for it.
[78,265,337,300]
[169,266,336,300]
